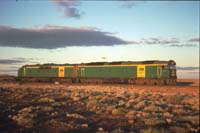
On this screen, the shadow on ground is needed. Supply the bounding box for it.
[176,82,194,86]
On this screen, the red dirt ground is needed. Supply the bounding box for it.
[0,79,199,132]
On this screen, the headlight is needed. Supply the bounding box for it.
[171,70,175,76]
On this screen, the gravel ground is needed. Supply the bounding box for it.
[0,81,199,133]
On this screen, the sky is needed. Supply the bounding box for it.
[0,0,199,79]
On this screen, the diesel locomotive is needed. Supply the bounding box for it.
[18,60,177,85]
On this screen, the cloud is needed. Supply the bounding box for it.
[120,1,146,8]
[52,0,143,18]
[0,57,41,76]
[142,37,180,45]
[139,37,198,47]
[0,68,18,73]
[188,38,200,42]
[0,25,198,49]
[176,66,199,70]
[0,70,17,76]
[169,44,198,47]
[0,59,26,64]
[177,71,199,79]
[0,25,130,49]
[0,58,39,65]
[121,1,137,8]
[177,66,199,79]
[52,0,82,18]
[0,66,19,76]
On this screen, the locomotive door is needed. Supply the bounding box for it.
[59,67,65,77]
[80,68,85,77]
[73,65,78,77]
[157,67,162,78]
[137,65,145,78]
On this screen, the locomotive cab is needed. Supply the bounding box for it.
[167,60,177,84]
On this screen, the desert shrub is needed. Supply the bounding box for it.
[134,101,146,110]
[40,106,54,112]
[169,126,187,133]
[140,127,160,133]
[168,94,186,104]
[177,116,199,126]
[38,97,55,103]
[144,104,163,112]
[11,106,37,128]
[144,118,166,126]
[173,108,186,115]
[112,108,124,115]
[86,100,98,112]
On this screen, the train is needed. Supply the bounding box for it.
[18,60,177,85]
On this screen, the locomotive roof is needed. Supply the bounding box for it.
[23,60,175,67]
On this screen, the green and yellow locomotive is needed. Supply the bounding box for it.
[18,60,177,85]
